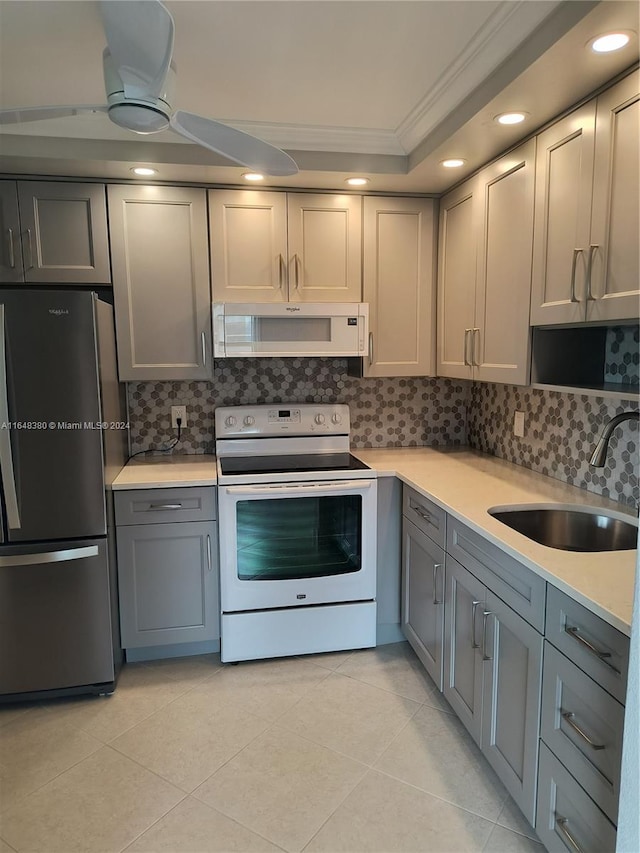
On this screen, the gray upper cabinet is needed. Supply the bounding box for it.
[109,185,212,381]
[0,180,110,285]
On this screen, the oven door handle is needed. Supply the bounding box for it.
[224,480,374,497]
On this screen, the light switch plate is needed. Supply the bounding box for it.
[171,405,187,428]
[514,410,525,437]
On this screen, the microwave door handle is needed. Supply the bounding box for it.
[0,305,20,529]
[225,480,372,497]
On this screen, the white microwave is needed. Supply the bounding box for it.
[213,302,369,358]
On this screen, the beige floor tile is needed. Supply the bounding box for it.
[125,796,283,852]
[43,663,192,743]
[278,672,420,764]
[142,653,223,687]
[194,725,367,852]
[374,703,508,821]
[483,824,545,852]
[111,688,269,792]
[0,709,102,813]
[0,838,17,852]
[193,656,329,722]
[305,769,494,853]
[335,642,444,704]
[496,797,540,842]
[1,746,184,853]
[0,703,39,730]
[299,650,355,671]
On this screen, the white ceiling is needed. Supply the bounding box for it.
[0,0,638,193]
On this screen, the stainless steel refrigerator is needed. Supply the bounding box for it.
[0,289,127,701]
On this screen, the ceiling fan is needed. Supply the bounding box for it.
[0,0,298,176]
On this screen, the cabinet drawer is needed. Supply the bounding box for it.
[541,642,624,824]
[115,487,216,525]
[536,742,616,852]
[447,519,546,632]
[546,586,629,704]
[402,486,446,548]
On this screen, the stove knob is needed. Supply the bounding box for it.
[314,413,326,425]
[243,415,255,427]
[224,415,236,428]
[331,413,342,425]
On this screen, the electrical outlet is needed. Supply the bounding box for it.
[171,405,187,428]
[514,410,525,438]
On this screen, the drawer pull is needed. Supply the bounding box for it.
[561,711,606,751]
[555,816,585,853]
[412,504,431,523]
[471,600,481,649]
[565,625,621,674]
[148,503,184,510]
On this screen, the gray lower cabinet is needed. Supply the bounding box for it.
[444,556,543,825]
[0,180,111,284]
[401,516,444,689]
[115,487,219,651]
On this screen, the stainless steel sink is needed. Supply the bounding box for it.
[488,506,638,552]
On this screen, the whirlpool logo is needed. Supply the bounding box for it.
[49,309,69,316]
[285,306,301,312]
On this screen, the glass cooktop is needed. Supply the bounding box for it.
[219,452,370,477]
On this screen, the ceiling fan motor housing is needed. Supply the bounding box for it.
[103,48,176,134]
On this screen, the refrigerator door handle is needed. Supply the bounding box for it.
[0,545,99,568]
[0,304,21,529]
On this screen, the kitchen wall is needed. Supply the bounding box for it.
[128,356,639,508]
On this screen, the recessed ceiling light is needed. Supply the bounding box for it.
[495,112,527,125]
[441,159,465,168]
[345,177,370,186]
[130,166,157,176]
[591,32,631,53]
[242,172,264,182]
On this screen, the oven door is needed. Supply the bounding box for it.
[218,479,377,611]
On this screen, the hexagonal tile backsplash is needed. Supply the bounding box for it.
[127,358,639,507]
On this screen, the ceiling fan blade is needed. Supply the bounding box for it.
[170,111,298,177]
[0,105,107,125]
[99,0,174,100]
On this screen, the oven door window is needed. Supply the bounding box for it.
[236,495,362,581]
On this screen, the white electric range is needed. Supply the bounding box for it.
[215,404,377,663]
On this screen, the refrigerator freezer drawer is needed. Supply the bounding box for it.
[0,538,115,698]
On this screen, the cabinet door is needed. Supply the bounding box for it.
[0,181,23,283]
[17,181,110,284]
[287,193,361,302]
[209,190,288,303]
[443,556,485,744]
[481,590,543,825]
[402,517,444,689]
[530,104,596,325]
[363,197,436,377]
[436,178,478,380]
[117,521,219,648]
[474,140,535,385]
[109,185,212,381]
[588,72,640,322]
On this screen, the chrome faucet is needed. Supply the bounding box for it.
[589,411,640,467]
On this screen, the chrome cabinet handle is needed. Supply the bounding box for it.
[0,305,20,529]
[472,328,480,367]
[24,228,34,270]
[471,600,481,649]
[585,244,598,301]
[561,711,606,751]
[201,331,207,367]
[463,328,471,366]
[7,228,15,268]
[368,332,374,366]
[564,625,621,674]
[278,253,285,290]
[206,534,212,572]
[412,503,431,522]
[432,563,442,605]
[482,610,493,661]
[569,248,583,303]
[555,817,585,853]
[148,503,183,510]
[0,545,99,568]
[292,253,300,290]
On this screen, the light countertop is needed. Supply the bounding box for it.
[112,454,217,490]
[352,447,638,636]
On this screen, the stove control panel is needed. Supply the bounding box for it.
[215,404,350,437]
